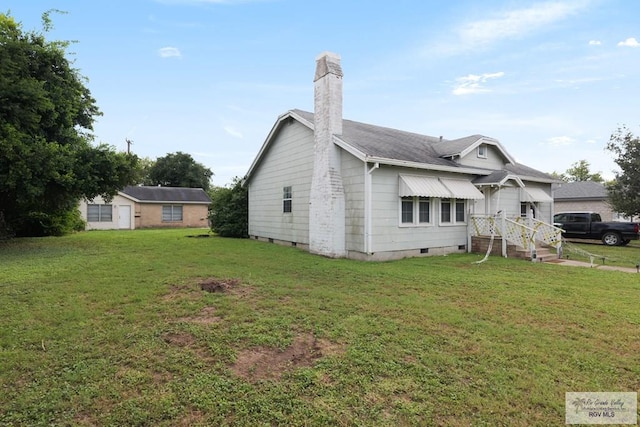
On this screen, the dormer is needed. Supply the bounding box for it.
[434,135,515,169]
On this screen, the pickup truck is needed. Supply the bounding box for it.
[553,212,640,246]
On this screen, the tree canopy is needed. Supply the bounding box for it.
[208,177,248,238]
[0,12,138,236]
[605,126,640,218]
[145,152,213,191]
[552,160,603,183]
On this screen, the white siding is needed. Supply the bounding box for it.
[341,151,365,252]
[522,182,553,223]
[459,145,505,169]
[368,167,474,253]
[487,185,521,217]
[247,122,314,244]
[79,194,135,230]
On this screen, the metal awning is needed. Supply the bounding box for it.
[399,175,485,200]
[399,175,451,198]
[440,178,485,200]
[521,187,553,202]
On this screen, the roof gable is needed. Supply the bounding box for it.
[433,135,515,164]
[120,186,211,204]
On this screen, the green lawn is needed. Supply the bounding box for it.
[1,229,638,426]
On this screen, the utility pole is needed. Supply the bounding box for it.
[126,138,133,154]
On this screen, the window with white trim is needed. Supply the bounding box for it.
[283,186,292,213]
[477,144,487,158]
[400,197,432,225]
[440,199,466,224]
[162,205,183,222]
[87,204,112,222]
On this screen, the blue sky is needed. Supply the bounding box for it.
[7,0,640,186]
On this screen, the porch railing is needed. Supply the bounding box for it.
[470,213,537,258]
[512,217,563,250]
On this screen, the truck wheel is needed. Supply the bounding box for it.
[602,232,621,246]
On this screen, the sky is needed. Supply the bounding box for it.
[6,0,640,187]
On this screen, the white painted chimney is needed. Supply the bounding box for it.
[309,52,346,258]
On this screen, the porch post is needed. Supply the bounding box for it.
[501,210,507,257]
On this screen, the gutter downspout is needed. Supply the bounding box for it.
[364,162,379,255]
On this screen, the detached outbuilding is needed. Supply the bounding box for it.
[245,52,558,260]
[80,186,211,230]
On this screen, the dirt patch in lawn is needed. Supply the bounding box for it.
[231,333,344,382]
[163,332,197,347]
[163,277,251,302]
[200,277,241,293]
[177,306,222,325]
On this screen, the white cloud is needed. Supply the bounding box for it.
[617,37,639,47]
[158,46,182,58]
[452,72,505,95]
[457,1,589,49]
[224,126,243,138]
[547,136,575,146]
[588,40,601,46]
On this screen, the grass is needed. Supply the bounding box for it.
[560,238,640,268]
[1,229,639,426]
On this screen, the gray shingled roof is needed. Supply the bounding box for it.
[290,109,554,181]
[121,186,211,203]
[553,181,608,200]
[293,109,454,167]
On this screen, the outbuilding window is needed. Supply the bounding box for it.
[162,205,183,222]
[87,204,112,222]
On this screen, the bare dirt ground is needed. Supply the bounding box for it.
[163,278,345,383]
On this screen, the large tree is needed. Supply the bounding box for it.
[208,177,248,238]
[605,126,640,218]
[146,152,213,191]
[0,12,138,236]
[553,160,603,182]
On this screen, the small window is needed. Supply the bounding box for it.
[440,199,452,223]
[87,204,112,222]
[418,198,430,223]
[455,200,465,222]
[401,197,414,223]
[477,144,487,158]
[162,205,183,222]
[283,186,292,213]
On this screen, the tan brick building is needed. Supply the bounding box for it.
[80,186,211,230]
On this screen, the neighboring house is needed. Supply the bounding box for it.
[80,186,211,230]
[245,52,557,260]
[553,181,630,222]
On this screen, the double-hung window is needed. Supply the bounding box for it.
[401,197,431,226]
[440,199,466,224]
[283,186,292,213]
[162,205,183,222]
[87,204,112,222]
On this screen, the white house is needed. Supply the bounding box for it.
[245,52,558,260]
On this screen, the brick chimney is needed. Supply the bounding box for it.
[309,52,346,257]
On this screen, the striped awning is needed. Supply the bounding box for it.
[399,175,451,198]
[440,179,485,200]
[399,176,485,200]
[521,187,552,202]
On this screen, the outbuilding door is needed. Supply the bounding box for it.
[118,205,131,229]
